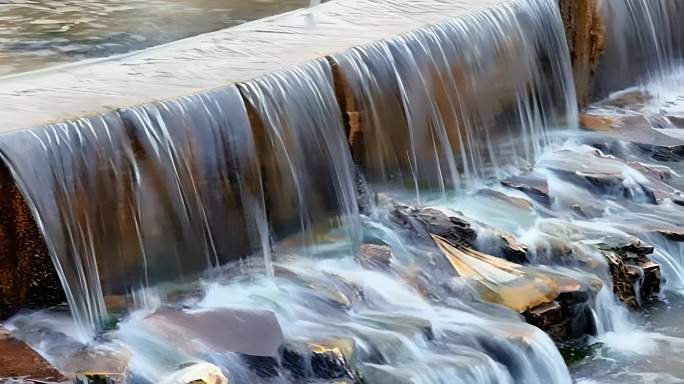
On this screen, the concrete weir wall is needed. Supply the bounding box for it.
[0,0,599,317]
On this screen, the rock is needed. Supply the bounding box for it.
[433,236,559,313]
[142,307,284,359]
[580,113,625,131]
[541,149,683,203]
[391,204,477,246]
[0,330,65,382]
[274,265,358,309]
[62,345,131,384]
[359,364,413,384]
[160,362,228,384]
[356,314,433,341]
[524,301,563,330]
[357,244,392,270]
[625,260,661,303]
[475,189,534,211]
[281,338,360,382]
[497,233,529,264]
[599,89,653,109]
[596,237,654,259]
[501,173,551,207]
[391,204,528,263]
[580,110,684,162]
[603,251,639,308]
[666,115,684,128]
[523,271,598,342]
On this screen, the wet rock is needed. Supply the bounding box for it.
[541,149,683,203]
[475,189,534,211]
[142,307,284,358]
[433,236,558,313]
[596,235,661,306]
[501,173,551,207]
[603,251,639,308]
[160,362,228,384]
[666,115,684,129]
[656,229,684,242]
[62,345,131,384]
[356,314,434,341]
[0,329,65,383]
[625,260,661,303]
[274,265,358,310]
[599,89,653,109]
[391,204,476,246]
[496,233,529,264]
[357,244,392,270]
[524,301,563,330]
[596,237,654,259]
[580,110,684,162]
[391,204,528,263]
[359,364,413,384]
[523,272,598,342]
[281,337,360,382]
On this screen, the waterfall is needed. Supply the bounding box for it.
[0,88,270,333]
[0,0,629,383]
[595,0,684,96]
[334,0,577,201]
[239,59,363,255]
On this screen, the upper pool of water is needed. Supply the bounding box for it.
[0,0,308,76]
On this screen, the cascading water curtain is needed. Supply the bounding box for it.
[333,0,577,201]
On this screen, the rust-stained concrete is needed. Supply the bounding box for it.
[558,0,604,106]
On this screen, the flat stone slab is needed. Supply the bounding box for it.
[0,0,508,132]
[0,330,65,382]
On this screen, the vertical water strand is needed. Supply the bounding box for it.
[240,58,362,256]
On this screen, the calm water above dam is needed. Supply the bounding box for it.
[0,0,307,76]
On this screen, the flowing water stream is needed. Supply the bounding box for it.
[0,0,683,383]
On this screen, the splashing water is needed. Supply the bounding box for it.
[1,0,684,383]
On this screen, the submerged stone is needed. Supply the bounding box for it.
[433,236,597,342]
[501,173,551,207]
[358,244,392,270]
[142,307,284,358]
[0,330,65,382]
[160,362,228,384]
[274,265,358,310]
[62,345,131,384]
[281,337,361,382]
